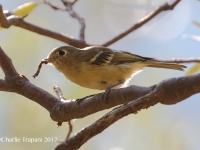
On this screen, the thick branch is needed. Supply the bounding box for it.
[0,46,18,77]
[0,46,200,123]
[0,46,200,150]
[0,47,61,111]
[56,93,158,150]
[51,73,200,122]
[102,0,181,47]
[55,73,200,150]
[0,5,10,27]
[0,46,151,121]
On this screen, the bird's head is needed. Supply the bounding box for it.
[45,46,78,66]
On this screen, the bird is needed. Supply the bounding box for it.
[43,46,186,100]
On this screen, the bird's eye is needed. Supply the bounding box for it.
[58,50,65,56]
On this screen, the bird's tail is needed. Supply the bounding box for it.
[146,60,186,71]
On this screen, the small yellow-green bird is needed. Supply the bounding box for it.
[43,46,186,94]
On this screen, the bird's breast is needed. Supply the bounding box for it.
[60,62,146,90]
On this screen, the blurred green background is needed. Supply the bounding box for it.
[1,0,200,149]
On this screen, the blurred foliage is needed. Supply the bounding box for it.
[0,1,38,30]
[185,20,200,75]
[185,63,200,76]
[193,20,200,29]
[13,1,38,16]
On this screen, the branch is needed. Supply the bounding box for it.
[0,45,18,77]
[0,46,61,111]
[45,0,86,41]
[0,4,88,48]
[66,121,72,139]
[0,46,200,149]
[55,73,200,150]
[55,93,158,150]
[0,46,151,121]
[0,5,10,27]
[54,85,66,100]
[102,0,181,47]
[156,58,200,63]
[0,0,181,48]
[1,46,199,124]
[54,86,73,139]
[65,1,85,42]
[44,0,67,11]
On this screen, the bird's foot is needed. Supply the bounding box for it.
[102,89,110,101]
[102,79,125,101]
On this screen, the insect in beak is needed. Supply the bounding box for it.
[33,59,49,78]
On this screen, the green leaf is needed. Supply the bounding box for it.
[0,2,38,31]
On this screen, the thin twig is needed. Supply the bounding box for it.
[0,4,88,48]
[44,0,67,11]
[156,58,200,63]
[3,10,13,17]
[1,0,181,48]
[53,85,73,139]
[65,2,85,42]
[66,120,72,139]
[45,0,86,42]
[72,0,78,5]
[54,85,66,100]
[102,0,181,47]
[54,85,65,127]
[182,34,200,42]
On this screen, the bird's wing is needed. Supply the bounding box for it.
[81,46,154,65]
[81,46,115,65]
[111,51,154,65]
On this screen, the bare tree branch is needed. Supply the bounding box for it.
[54,85,66,100]
[55,73,200,150]
[65,2,85,42]
[156,58,200,63]
[0,4,88,48]
[54,86,73,138]
[1,46,199,124]
[1,1,199,149]
[45,0,86,42]
[0,46,62,111]
[102,0,181,47]
[0,44,200,150]
[66,120,72,139]
[0,5,10,27]
[0,41,200,150]
[0,44,18,77]
[1,0,181,48]
[44,0,67,11]
[71,0,78,5]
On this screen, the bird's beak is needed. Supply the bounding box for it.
[44,58,54,63]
